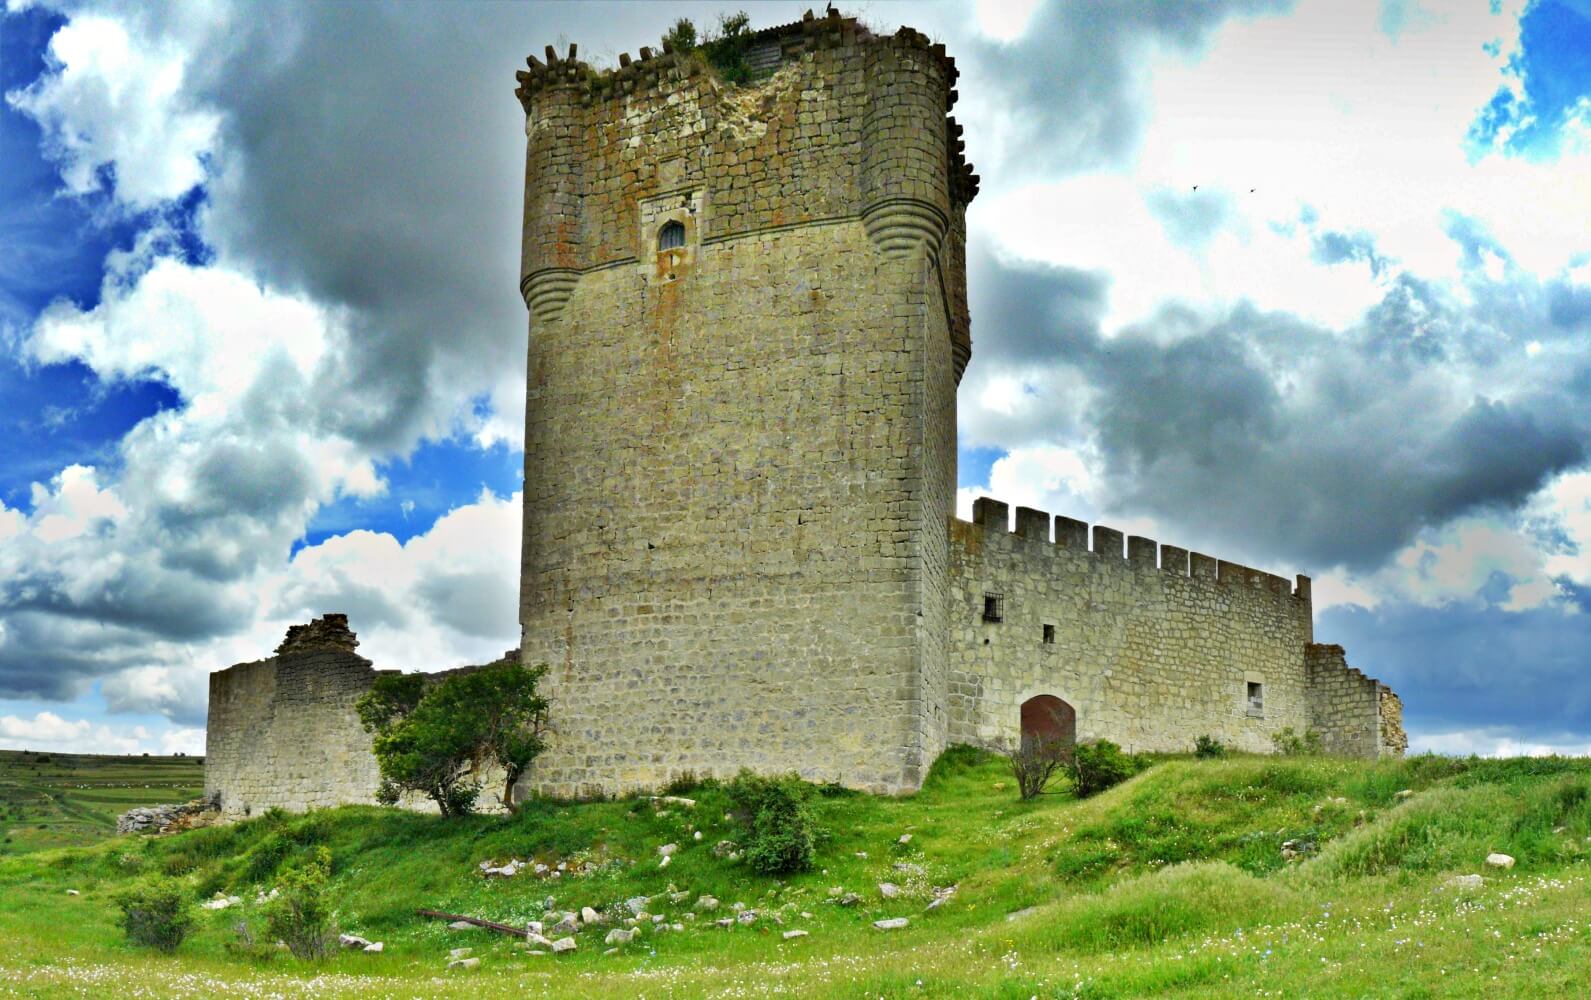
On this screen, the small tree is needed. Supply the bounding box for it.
[661,17,698,53]
[262,846,335,960]
[356,661,549,816]
[1000,735,1071,800]
[114,878,194,952]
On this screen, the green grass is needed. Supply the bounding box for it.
[1,748,1588,997]
[0,749,203,855]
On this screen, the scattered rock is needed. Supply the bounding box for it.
[626,896,650,915]
[550,937,577,954]
[604,927,636,945]
[581,906,601,925]
[878,882,901,899]
[1440,874,1485,892]
[1485,853,1515,869]
[548,914,579,936]
[653,795,696,808]
[837,892,861,907]
[526,920,543,936]
[658,843,678,857]
[339,934,372,950]
[447,920,478,931]
[201,895,241,911]
[873,918,909,930]
[892,862,924,875]
[1394,789,1414,800]
[737,910,758,925]
[783,929,809,940]
[526,933,554,949]
[693,831,703,841]
[669,890,691,904]
[363,942,383,953]
[731,902,747,912]
[716,918,734,928]
[65,889,79,896]
[446,957,480,971]
[898,834,912,845]
[660,854,671,868]
[712,840,739,859]
[448,948,473,961]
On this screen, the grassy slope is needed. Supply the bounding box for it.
[0,749,1588,998]
[0,750,203,856]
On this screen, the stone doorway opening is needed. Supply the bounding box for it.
[1020,694,1076,755]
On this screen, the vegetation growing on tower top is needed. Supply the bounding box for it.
[663,11,755,85]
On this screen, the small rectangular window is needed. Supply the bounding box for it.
[1042,623,1055,644]
[1247,681,1264,714]
[982,593,1003,623]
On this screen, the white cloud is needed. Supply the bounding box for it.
[0,710,203,755]
[5,12,221,208]
[1411,726,1591,758]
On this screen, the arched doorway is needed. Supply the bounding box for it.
[1020,694,1076,755]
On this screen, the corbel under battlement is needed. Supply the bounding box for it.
[961,496,1312,606]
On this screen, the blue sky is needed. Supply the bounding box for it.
[0,0,1588,757]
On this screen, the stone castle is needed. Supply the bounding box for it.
[205,11,1404,817]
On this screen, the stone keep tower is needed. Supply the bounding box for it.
[513,11,976,796]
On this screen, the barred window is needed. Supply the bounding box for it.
[1247,681,1264,714]
[658,220,686,251]
[982,593,1003,623]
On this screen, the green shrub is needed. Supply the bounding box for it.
[1271,727,1322,756]
[1071,740,1139,798]
[262,846,336,960]
[1193,735,1227,759]
[114,878,194,953]
[725,771,824,875]
[244,832,292,883]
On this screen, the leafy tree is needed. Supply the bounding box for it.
[665,11,755,84]
[356,661,549,816]
[1069,739,1140,798]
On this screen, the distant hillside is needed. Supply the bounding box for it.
[0,749,203,855]
[0,749,1587,998]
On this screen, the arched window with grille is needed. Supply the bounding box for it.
[658,220,686,251]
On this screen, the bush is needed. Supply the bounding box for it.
[1001,736,1072,800]
[262,847,336,960]
[1272,727,1323,756]
[1194,735,1227,759]
[114,878,194,953]
[1070,740,1139,798]
[725,771,824,875]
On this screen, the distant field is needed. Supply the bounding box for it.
[0,749,204,855]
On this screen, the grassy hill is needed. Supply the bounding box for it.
[0,749,203,855]
[0,749,1587,998]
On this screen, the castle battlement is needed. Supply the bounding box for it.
[963,496,1312,609]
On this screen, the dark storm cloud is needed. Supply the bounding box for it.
[962,249,1591,572]
[1318,595,1591,743]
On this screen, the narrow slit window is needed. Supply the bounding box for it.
[658,220,686,251]
[982,593,1003,623]
[1042,623,1055,644]
[1247,681,1264,713]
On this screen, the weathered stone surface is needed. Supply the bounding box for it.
[1486,853,1515,869]
[604,928,636,945]
[117,796,218,834]
[550,937,577,953]
[874,917,909,930]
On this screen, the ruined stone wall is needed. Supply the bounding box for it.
[947,500,1317,754]
[205,649,385,819]
[1305,643,1406,758]
[205,616,516,817]
[513,16,972,796]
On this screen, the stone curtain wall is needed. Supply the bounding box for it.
[512,16,973,796]
[947,499,1317,755]
[1305,643,1407,758]
[205,647,386,819]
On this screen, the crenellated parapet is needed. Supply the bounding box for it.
[965,497,1312,610]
